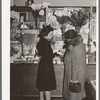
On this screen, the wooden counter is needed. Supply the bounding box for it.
[10,63,96,97]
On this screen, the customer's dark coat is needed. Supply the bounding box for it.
[36,38,56,91]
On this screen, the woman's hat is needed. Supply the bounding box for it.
[64,29,78,39]
[38,24,54,38]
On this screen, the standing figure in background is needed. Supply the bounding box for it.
[36,24,58,100]
[62,29,88,100]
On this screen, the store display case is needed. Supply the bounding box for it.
[10,6,96,64]
[46,6,96,64]
[10,6,45,63]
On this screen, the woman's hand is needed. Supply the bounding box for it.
[53,49,64,56]
[54,52,60,56]
[56,51,64,56]
[70,80,78,83]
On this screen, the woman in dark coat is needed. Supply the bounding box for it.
[36,24,57,100]
[63,29,88,100]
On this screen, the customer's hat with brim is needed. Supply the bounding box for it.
[64,29,78,39]
[38,24,53,38]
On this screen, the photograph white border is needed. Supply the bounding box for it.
[96,0,99,99]
[2,0,99,100]
[2,0,10,100]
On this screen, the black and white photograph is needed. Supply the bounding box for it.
[2,0,98,100]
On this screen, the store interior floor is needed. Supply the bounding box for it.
[10,96,89,100]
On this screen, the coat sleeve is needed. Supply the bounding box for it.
[71,46,83,81]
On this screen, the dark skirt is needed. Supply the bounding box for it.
[36,58,56,91]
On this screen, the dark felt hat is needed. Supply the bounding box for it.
[64,29,78,39]
[38,25,53,38]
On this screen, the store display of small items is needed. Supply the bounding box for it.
[10,40,65,64]
[52,40,65,64]
[10,44,41,63]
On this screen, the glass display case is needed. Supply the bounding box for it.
[46,6,96,64]
[10,6,96,64]
[10,6,45,63]
[10,6,65,64]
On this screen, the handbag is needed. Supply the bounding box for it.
[69,68,81,93]
[69,81,81,93]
